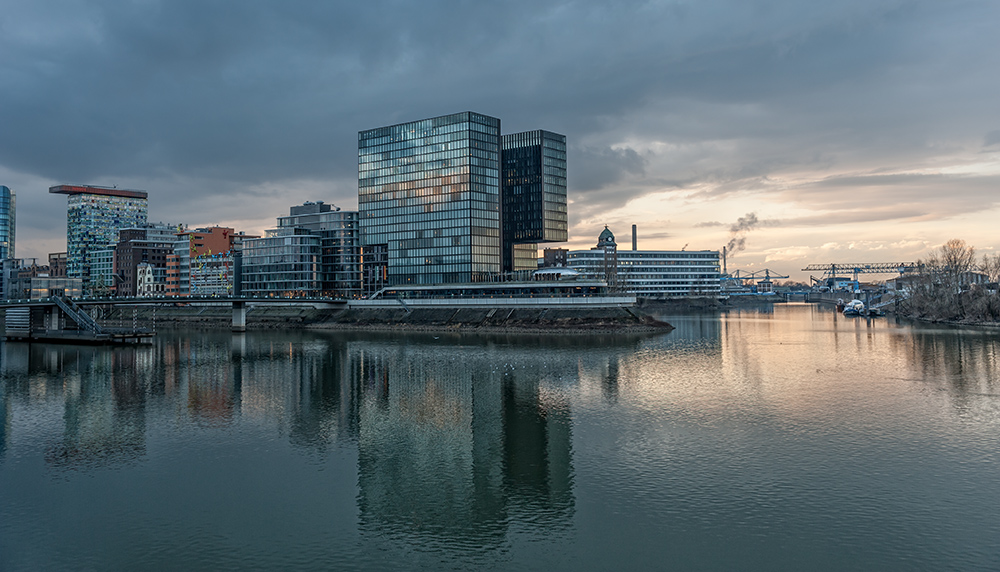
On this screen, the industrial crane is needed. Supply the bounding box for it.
[723,269,790,293]
[801,262,920,283]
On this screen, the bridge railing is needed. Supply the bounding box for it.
[52,296,104,334]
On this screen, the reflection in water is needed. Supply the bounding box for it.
[903,326,1000,420]
[352,339,576,548]
[2,310,999,570]
[0,331,644,551]
[0,344,149,469]
[0,374,7,461]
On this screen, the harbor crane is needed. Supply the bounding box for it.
[801,262,921,283]
[724,269,789,293]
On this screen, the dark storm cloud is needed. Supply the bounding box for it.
[570,146,647,192]
[2,0,999,258]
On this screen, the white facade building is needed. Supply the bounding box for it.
[567,228,721,297]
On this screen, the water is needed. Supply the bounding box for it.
[1,304,999,571]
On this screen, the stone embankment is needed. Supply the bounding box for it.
[99,304,674,334]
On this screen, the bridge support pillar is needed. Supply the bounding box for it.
[48,305,61,332]
[232,301,246,332]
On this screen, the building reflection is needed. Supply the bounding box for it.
[0,343,150,469]
[0,375,8,461]
[350,337,577,546]
[0,329,651,519]
[46,349,148,469]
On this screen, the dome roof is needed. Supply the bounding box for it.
[597,226,616,246]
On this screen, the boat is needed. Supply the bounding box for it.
[843,299,865,316]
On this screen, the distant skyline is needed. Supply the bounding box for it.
[3,0,999,280]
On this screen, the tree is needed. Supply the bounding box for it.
[982,252,1000,283]
[904,239,981,321]
[940,238,977,285]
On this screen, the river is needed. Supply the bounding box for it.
[1,303,998,571]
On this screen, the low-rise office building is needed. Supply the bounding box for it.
[567,228,721,297]
[242,227,322,297]
[166,226,255,296]
[243,202,361,298]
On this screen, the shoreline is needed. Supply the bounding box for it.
[84,304,676,335]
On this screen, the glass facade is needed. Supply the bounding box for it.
[189,254,235,296]
[0,186,14,260]
[501,130,567,272]
[277,201,361,297]
[359,112,502,285]
[242,227,322,297]
[90,247,116,296]
[49,185,148,293]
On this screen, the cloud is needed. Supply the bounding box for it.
[1,0,999,267]
[570,146,647,192]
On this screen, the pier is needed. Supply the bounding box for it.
[2,296,154,344]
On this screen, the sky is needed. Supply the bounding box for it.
[2,0,999,281]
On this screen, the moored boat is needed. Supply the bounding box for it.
[843,299,865,316]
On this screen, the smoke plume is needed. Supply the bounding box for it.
[726,212,759,256]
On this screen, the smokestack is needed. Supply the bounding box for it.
[632,224,637,251]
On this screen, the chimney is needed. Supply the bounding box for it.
[632,225,637,251]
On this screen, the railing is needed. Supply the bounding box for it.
[52,296,104,334]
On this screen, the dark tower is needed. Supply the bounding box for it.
[501,130,567,273]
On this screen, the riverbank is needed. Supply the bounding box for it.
[87,304,674,334]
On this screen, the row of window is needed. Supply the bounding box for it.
[360,129,499,153]
[360,113,499,141]
[570,253,719,260]
[369,231,500,245]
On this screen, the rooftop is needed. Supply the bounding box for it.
[49,184,148,199]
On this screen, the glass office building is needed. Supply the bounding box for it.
[276,201,361,297]
[0,186,14,260]
[49,185,148,293]
[501,130,567,272]
[241,202,360,298]
[359,112,502,285]
[242,227,321,297]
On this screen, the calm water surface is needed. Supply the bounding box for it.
[1,304,999,571]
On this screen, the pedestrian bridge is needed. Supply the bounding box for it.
[0,296,349,340]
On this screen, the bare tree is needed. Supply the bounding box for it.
[982,252,1000,283]
[904,239,982,321]
[940,238,977,285]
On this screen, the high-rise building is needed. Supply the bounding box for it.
[49,184,148,292]
[0,186,14,261]
[359,112,502,285]
[501,130,567,272]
